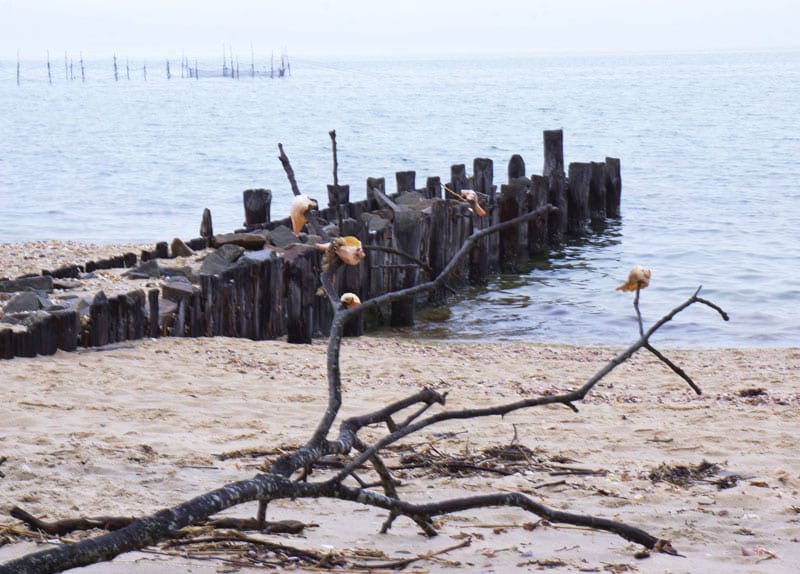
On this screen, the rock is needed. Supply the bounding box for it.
[0,275,53,293]
[242,247,280,263]
[52,279,83,290]
[170,237,195,258]
[267,225,300,248]
[161,276,198,302]
[2,310,52,328]
[185,237,209,251]
[360,212,391,234]
[123,259,162,279]
[161,265,198,283]
[322,223,340,238]
[200,244,245,276]
[3,292,45,314]
[211,232,267,250]
[218,244,246,262]
[396,191,424,205]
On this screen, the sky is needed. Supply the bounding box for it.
[1,0,798,61]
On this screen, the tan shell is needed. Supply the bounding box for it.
[616,266,651,292]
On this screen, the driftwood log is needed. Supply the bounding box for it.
[0,205,729,573]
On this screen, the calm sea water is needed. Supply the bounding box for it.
[1,51,798,348]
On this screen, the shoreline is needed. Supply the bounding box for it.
[2,240,794,352]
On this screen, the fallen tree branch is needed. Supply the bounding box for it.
[1,201,724,573]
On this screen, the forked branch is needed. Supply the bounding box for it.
[1,202,726,573]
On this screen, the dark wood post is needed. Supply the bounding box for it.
[327,184,350,226]
[89,291,110,348]
[390,210,423,327]
[566,162,591,234]
[449,202,471,289]
[189,291,202,337]
[116,294,132,342]
[51,309,79,352]
[221,275,238,337]
[498,177,530,271]
[155,242,169,259]
[424,176,440,199]
[243,188,272,226]
[266,255,286,339]
[589,161,607,222]
[364,218,391,325]
[543,130,567,245]
[107,296,120,343]
[473,157,496,278]
[128,290,146,340]
[543,129,564,178]
[396,171,416,194]
[36,314,57,356]
[14,325,37,358]
[449,164,469,192]
[528,175,549,255]
[148,289,160,338]
[427,199,449,305]
[286,250,315,344]
[0,328,12,359]
[173,297,186,337]
[200,208,214,239]
[508,154,526,181]
[605,156,622,217]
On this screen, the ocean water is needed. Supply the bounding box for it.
[1,51,798,348]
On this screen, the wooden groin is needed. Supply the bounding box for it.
[0,129,621,359]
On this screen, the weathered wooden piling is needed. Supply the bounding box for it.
[427,198,449,305]
[200,208,214,239]
[147,289,160,338]
[425,176,442,200]
[396,171,416,194]
[472,157,495,279]
[543,129,567,245]
[589,161,607,222]
[508,154,526,180]
[605,157,622,217]
[543,129,564,177]
[528,175,550,255]
[390,209,424,327]
[51,309,79,352]
[0,328,13,359]
[285,248,317,344]
[566,162,592,234]
[88,292,110,347]
[449,164,470,192]
[243,188,272,227]
[498,177,530,271]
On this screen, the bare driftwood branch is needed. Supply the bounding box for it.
[277,142,301,197]
[1,201,724,573]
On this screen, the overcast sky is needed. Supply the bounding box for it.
[1,0,798,60]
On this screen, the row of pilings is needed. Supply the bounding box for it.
[0,129,621,359]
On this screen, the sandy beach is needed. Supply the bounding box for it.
[0,334,798,573]
[1,241,799,572]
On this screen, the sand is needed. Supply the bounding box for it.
[0,336,798,573]
[1,241,799,572]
